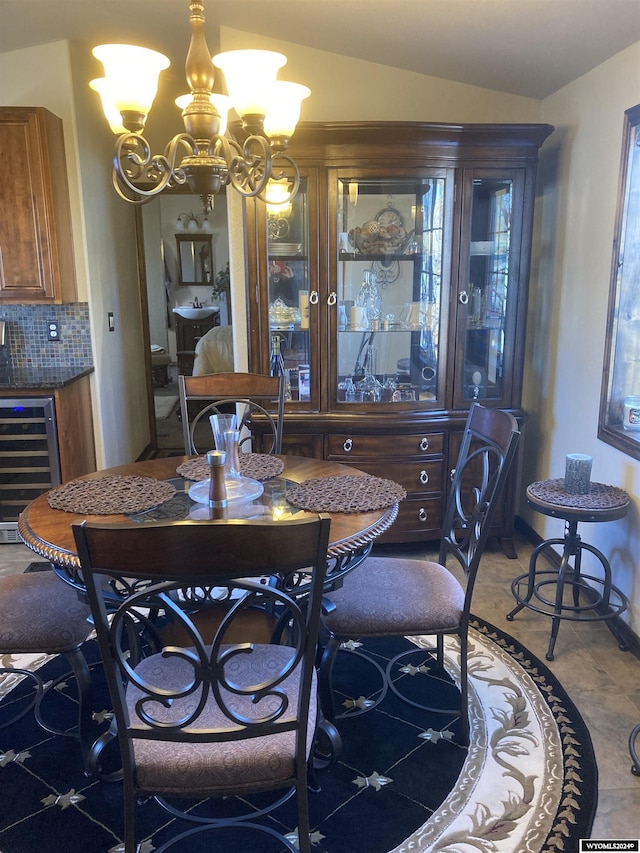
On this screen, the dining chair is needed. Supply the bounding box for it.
[0,570,95,771]
[178,371,285,455]
[318,403,520,746]
[72,514,331,853]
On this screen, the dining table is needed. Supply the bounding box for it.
[18,452,403,776]
[18,453,402,594]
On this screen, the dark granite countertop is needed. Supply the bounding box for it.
[0,365,94,391]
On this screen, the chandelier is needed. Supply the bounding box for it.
[90,0,310,208]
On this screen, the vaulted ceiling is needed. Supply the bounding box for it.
[1,0,639,100]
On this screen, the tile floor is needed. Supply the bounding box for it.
[2,530,639,842]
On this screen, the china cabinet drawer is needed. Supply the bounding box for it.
[336,459,443,496]
[327,432,444,459]
[385,496,443,540]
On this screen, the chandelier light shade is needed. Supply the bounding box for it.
[89,78,127,135]
[212,50,287,122]
[92,44,170,132]
[91,0,310,207]
[263,81,312,140]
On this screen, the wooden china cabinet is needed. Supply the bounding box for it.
[244,122,553,551]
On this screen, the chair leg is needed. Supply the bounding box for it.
[318,635,341,724]
[312,713,342,770]
[0,667,43,727]
[32,648,95,776]
[122,775,138,853]
[67,648,95,776]
[296,773,312,853]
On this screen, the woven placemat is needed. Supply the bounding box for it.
[176,454,285,482]
[47,476,177,515]
[286,475,406,514]
[528,479,630,510]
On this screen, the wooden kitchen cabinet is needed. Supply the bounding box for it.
[245,122,553,550]
[0,107,77,303]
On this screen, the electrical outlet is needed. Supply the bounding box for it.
[47,320,60,341]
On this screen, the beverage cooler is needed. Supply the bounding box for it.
[0,397,61,543]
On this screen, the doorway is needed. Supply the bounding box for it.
[136,191,232,454]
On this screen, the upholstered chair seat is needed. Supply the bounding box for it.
[0,572,92,652]
[323,557,465,637]
[0,571,94,771]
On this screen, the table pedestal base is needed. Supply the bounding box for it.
[507,520,628,660]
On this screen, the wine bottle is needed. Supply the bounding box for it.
[270,334,285,377]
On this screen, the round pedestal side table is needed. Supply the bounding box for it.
[507,479,630,660]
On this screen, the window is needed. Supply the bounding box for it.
[599,103,640,460]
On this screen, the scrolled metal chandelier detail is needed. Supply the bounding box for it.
[90,0,310,208]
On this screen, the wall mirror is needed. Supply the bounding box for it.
[176,233,214,286]
[599,103,640,460]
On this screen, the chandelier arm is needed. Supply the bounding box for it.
[112,133,197,202]
[222,134,272,198]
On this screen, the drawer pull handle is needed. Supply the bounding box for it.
[450,468,456,482]
[327,291,337,306]
[310,290,319,305]
[419,470,429,485]
[419,437,429,451]
[418,507,428,522]
[343,438,353,453]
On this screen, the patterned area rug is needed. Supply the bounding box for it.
[0,618,596,853]
[153,394,178,420]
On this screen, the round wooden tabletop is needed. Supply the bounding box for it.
[18,455,399,570]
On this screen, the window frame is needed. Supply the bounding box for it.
[598,103,640,460]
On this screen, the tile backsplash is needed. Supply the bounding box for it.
[0,303,93,369]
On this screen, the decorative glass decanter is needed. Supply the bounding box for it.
[356,270,383,329]
[355,345,383,402]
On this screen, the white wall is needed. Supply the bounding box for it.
[69,42,150,467]
[525,42,640,634]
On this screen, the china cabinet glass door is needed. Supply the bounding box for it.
[332,172,453,411]
[453,169,525,408]
[264,175,315,405]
